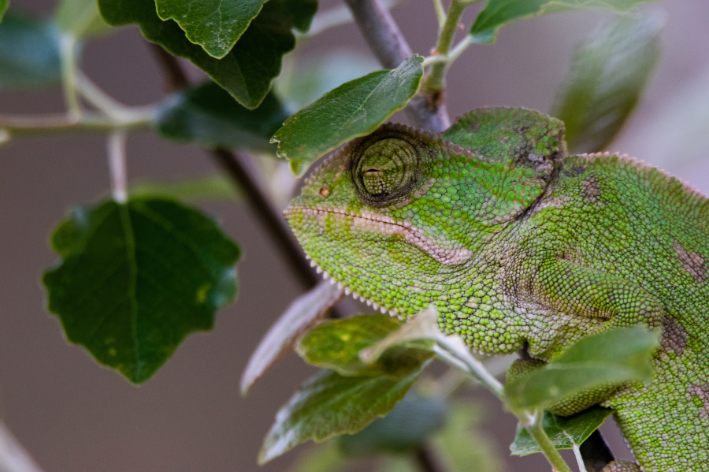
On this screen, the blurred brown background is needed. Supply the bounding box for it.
[1,0,709,471]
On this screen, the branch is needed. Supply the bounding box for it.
[414,445,445,472]
[343,0,450,132]
[579,430,615,472]
[148,44,320,289]
[0,424,45,472]
[0,111,154,137]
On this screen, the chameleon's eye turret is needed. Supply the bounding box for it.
[352,135,422,207]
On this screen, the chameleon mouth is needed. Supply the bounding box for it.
[284,206,472,266]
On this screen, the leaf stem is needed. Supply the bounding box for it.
[431,0,446,29]
[342,0,450,132]
[525,410,574,472]
[424,0,468,93]
[107,129,128,203]
[0,110,155,138]
[59,34,82,119]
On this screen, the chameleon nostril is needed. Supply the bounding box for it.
[319,187,330,197]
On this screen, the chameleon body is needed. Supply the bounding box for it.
[284,108,709,471]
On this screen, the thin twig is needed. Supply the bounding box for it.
[59,34,81,120]
[0,424,45,472]
[425,0,467,93]
[107,129,128,203]
[343,0,450,132]
[414,445,445,472]
[148,44,320,289]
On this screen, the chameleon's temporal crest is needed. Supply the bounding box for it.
[285,108,567,320]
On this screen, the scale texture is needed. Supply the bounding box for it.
[285,108,709,471]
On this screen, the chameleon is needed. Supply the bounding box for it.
[284,107,709,472]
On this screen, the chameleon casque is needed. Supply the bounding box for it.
[284,108,709,471]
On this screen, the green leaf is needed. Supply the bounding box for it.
[297,314,434,377]
[275,48,380,110]
[129,175,239,202]
[156,81,289,151]
[288,442,353,472]
[510,406,613,456]
[338,392,446,456]
[55,0,112,38]
[552,13,661,153]
[99,0,316,108]
[273,55,424,176]
[259,368,424,464]
[42,198,240,383]
[470,0,661,44]
[155,0,269,59]
[0,12,61,89]
[504,326,660,411]
[241,281,343,395]
[0,0,8,23]
[432,402,503,472]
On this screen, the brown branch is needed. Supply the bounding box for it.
[580,429,615,472]
[343,0,450,132]
[148,44,319,289]
[414,445,445,472]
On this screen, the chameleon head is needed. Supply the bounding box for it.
[285,109,565,353]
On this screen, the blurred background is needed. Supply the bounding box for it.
[1,0,708,471]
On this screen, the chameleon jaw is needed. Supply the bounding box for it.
[285,206,473,266]
[302,253,403,319]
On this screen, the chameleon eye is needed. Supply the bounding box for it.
[353,137,420,206]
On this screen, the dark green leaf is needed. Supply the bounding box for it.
[470,0,661,44]
[259,368,423,464]
[338,392,446,456]
[241,281,343,395]
[55,0,112,38]
[273,55,424,176]
[99,0,316,108]
[155,0,269,59]
[297,314,434,377]
[504,326,660,411]
[510,406,613,456]
[129,175,239,202]
[43,198,240,383]
[156,81,289,151]
[0,12,61,89]
[552,13,661,153]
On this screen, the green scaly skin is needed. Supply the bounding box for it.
[284,108,709,472]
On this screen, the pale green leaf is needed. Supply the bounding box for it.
[55,0,112,38]
[0,0,8,23]
[297,314,434,377]
[504,326,660,410]
[272,55,424,176]
[470,0,661,44]
[510,406,613,456]
[129,175,239,202]
[552,13,661,153]
[259,368,424,463]
[432,402,503,472]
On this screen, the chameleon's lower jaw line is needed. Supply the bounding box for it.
[285,205,473,265]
